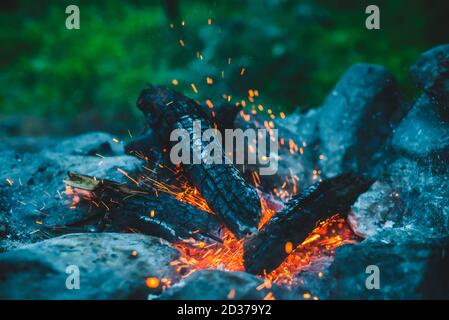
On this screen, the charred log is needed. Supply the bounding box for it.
[64,172,223,243]
[243,173,374,274]
[201,101,242,133]
[125,101,240,165]
[136,85,261,238]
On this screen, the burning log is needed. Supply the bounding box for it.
[243,173,373,274]
[136,85,261,238]
[64,172,223,243]
[125,101,240,161]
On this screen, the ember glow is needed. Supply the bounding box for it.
[63,107,357,293]
[62,63,357,292]
[172,191,358,286]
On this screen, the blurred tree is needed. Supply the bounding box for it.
[0,0,447,135]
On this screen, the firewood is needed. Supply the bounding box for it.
[64,172,223,243]
[243,173,374,274]
[124,128,160,160]
[125,101,240,161]
[136,85,261,238]
[201,101,242,132]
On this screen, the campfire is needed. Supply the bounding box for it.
[2,44,448,300]
[63,85,372,293]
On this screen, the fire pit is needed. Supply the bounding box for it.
[1,44,448,300]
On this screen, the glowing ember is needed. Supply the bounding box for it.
[173,182,213,214]
[65,170,356,287]
[172,189,358,286]
[145,277,160,288]
[266,214,357,286]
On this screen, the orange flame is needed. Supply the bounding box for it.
[173,191,357,286]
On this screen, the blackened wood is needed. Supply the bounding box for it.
[243,173,374,274]
[125,102,240,162]
[124,128,161,160]
[64,172,223,243]
[137,85,261,238]
[201,101,242,132]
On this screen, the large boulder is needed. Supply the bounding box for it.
[350,47,449,240]
[350,157,448,238]
[349,181,405,238]
[0,233,180,299]
[317,64,403,178]
[328,232,449,299]
[392,94,449,163]
[351,83,448,239]
[410,44,449,118]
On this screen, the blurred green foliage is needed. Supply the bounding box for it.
[0,0,448,135]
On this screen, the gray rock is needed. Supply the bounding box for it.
[51,132,124,156]
[318,64,403,178]
[0,233,180,299]
[349,181,405,238]
[349,158,449,239]
[352,88,448,239]
[158,269,295,300]
[392,94,449,161]
[293,257,333,300]
[0,214,7,238]
[328,234,449,299]
[0,133,144,248]
[410,44,449,116]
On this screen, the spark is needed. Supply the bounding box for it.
[191,83,198,94]
[205,100,214,109]
[285,241,293,254]
[263,292,275,300]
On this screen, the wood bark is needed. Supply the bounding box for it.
[136,85,261,238]
[243,173,373,274]
[65,172,223,243]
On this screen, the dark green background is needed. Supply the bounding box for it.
[1,0,448,136]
